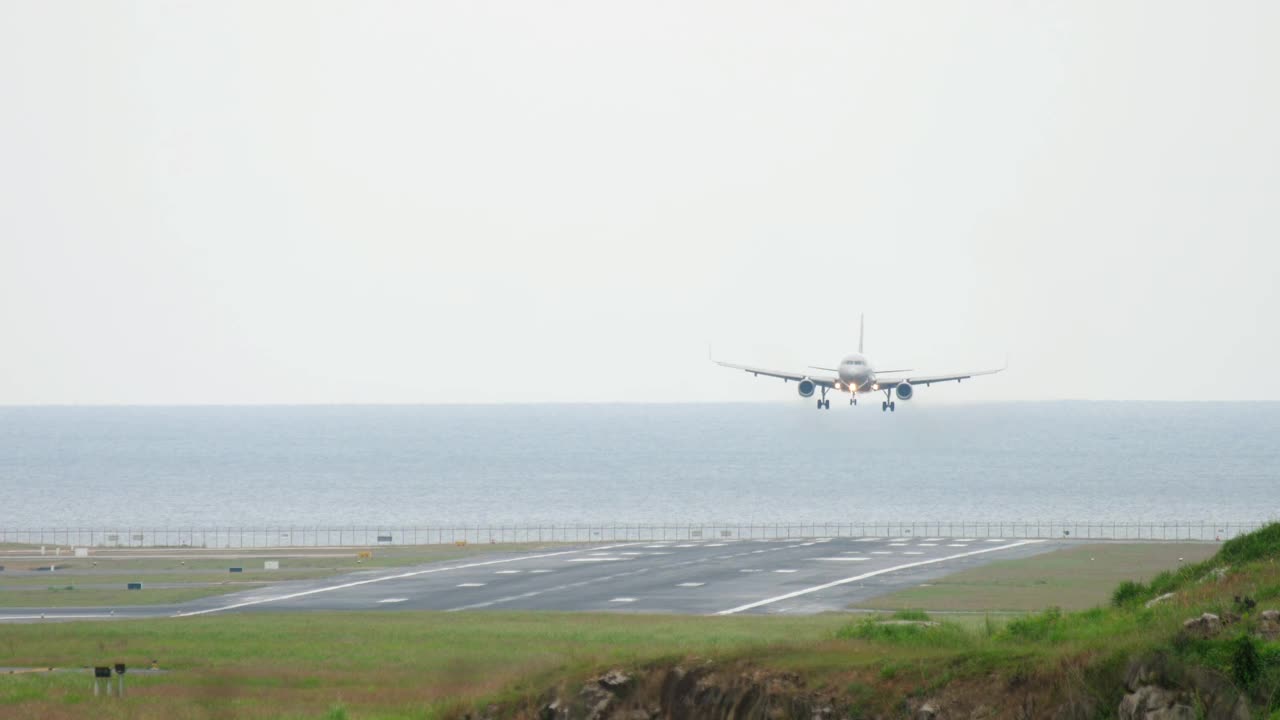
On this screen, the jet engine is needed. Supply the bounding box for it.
[797,379,816,398]
[895,382,914,401]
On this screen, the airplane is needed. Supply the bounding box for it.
[712,315,1005,412]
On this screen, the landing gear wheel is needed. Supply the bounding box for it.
[881,401,887,412]
[890,402,896,412]
[817,398,823,409]
[823,399,830,410]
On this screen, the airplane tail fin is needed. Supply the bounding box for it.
[858,314,864,354]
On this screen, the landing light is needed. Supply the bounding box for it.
[872,383,879,390]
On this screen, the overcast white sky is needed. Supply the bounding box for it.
[1,2,1277,404]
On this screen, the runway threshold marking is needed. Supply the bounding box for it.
[714,540,1043,616]
[171,545,616,618]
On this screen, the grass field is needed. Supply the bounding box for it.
[852,542,1218,612]
[0,612,851,719]
[0,544,555,608]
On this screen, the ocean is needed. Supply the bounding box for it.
[1,403,1277,529]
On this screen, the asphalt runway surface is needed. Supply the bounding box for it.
[0,536,1066,622]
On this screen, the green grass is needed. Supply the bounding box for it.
[853,542,1217,612]
[0,612,851,719]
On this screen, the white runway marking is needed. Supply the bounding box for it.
[774,569,798,573]
[677,582,705,587]
[947,544,969,547]
[922,538,944,542]
[888,543,907,547]
[903,551,924,555]
[854,537,882,542]
[621,552,643,555]
[918,543,938,547]
[740,569,763,573]
[644,545,670,548]
[871,551,892,555]
[841,551,862,554]
[529,569,552,573]
[495,570,521,574]
[715,540,1043,615]
[567,557,624,562]
[706,543,726,547]
[457,583,485,588]
[172,546,596,617]
[984,539,1005,542]
[675,544,696,548]
[816,557,869,562]
[378,598,408,604]
[609,597,636,603]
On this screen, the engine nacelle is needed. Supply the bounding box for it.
[895,382,914,401]
[797,379,816,398]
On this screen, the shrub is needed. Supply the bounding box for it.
[1219,523,1280,567]
[891,609,931,621]
[1233,635,1262,689]
[1112,580,1148,607]
[1004,607,1063,642]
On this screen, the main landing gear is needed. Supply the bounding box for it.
[816,386,831,410]
[881,389,896,412]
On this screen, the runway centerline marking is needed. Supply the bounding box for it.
[171,546,605,617]
[677,582,704,587]
[715,540,1042,616]
[610,597,637,603]
[378,598,408,604]
[457,583,486,588]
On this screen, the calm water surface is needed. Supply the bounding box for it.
[0,403,1276,528]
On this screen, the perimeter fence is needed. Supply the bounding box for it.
[0,521,1268,549]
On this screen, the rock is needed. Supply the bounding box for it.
[1201,567,1230,583]
[918,700,941,719]
[1182,613,1222,638]
[1119,685,1184,720]
[538,699,568,720]
[1145,593,1176,608]
[1257,610,1280,641]
[579,682,614,720]
[597,669,633,692]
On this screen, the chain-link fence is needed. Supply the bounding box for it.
[0,521,1266,549]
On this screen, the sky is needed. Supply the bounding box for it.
[1,1,1277,405]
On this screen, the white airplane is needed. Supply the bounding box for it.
[713,315,1005,412]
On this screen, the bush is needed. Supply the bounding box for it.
[1112,580,1148,607]
[1233,635,1262,689]
[891,609,931,621]
[1004,607,1063,642]
[1219,523,1280,567]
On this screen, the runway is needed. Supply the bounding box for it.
[0,536,1063,622]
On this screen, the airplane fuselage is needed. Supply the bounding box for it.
[837,353,875,392]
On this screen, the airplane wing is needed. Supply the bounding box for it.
[714,360,838,388]
[871,366,1005,389]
